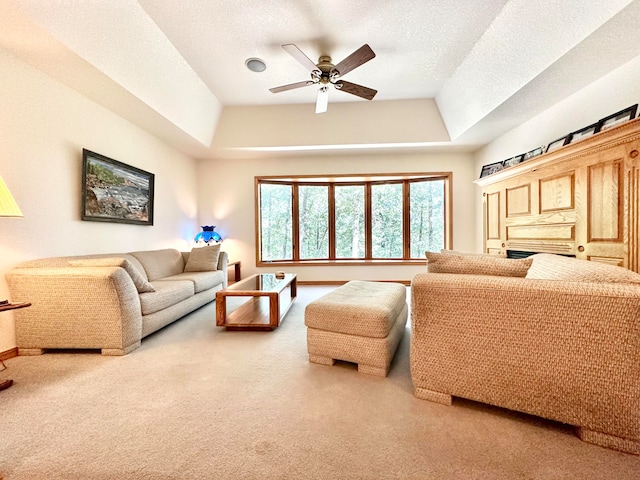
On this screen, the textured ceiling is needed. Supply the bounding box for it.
[2,0,640,159]
[137,0,510,105]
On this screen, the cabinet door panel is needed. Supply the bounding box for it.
[506,184,530,216]
[587,160,623,242]
[507,224,574,241]
[629,163,640,272]
[539,173,574,212]
[588,255,624,267]
[486,192,500,240]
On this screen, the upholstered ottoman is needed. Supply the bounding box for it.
[304,280,408,377]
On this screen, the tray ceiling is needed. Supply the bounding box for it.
[2,0,640,158]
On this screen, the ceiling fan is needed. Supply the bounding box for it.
[269,44,377,114]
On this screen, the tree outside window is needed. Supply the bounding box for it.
[299,185,329,259]
[259,183,292,261]
[371,182,403,258]
[335,185,365,258]
[409,179,445,257]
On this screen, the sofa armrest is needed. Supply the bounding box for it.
[217,251,228,272]
[6,266,143,354]
[410,272,640,440]
[218,251,229,288]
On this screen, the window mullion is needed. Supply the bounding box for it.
[292,183,300,261]
[403,181,411,258]
[328,184,336,260]
[365,182,372,259]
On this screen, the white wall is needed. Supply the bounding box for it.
[0,49,200,352]
[211,99,450,151]
[197,151,477,283]
[473,54,640,252]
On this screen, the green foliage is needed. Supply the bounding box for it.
[260,184,292,261]
[409,180,445,257]
[371,183,403,258]
[258,178,446,261]
[87,162,125,186]
[299,186,328,259]
[335,185,365,258]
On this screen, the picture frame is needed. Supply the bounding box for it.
[81,149,154,225]
[567,123,600,144]
[598,104,638,132]
[523,146,545,161]
[480,160,504,178]
[502,154,525,168]
[546,135,571,153]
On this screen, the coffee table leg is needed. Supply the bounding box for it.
[269,292,279,329]
[216,294,227,326]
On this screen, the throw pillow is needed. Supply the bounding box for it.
[184,245,221,272]
[425,251,533,277]
[69,257,155,293]
[526,253,640,284]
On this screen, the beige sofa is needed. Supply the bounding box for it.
[410,252,640,455]
[6,247,227,355]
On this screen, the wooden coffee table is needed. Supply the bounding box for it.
[215,273,297,331]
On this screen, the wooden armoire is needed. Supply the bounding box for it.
[475,117,640,272]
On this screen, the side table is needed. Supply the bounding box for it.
[227,260,241,283]
[0,301,31,391]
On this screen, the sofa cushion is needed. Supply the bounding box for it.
[139,280,194,315]
[184,245,221,272]
[526,253,640,284]
[425,251,532,277]
[157,271,225,293]
[130,249,184,281]
[69,257,155,293]
[305,280,406,338]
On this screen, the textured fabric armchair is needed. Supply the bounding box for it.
[410,252,640,455]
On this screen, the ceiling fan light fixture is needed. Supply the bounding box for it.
[316,86,329,114]
[245,57,266,73]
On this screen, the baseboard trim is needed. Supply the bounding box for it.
[0,347,18,361]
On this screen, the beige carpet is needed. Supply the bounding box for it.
[0,286,638,480]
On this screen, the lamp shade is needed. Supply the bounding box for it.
[194,225,222,244]
[0,177,23,217]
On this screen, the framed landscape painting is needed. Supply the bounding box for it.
[81,149,154,225]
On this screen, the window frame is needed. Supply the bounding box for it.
[255,172,452,266]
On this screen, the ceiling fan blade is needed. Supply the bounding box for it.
[315,86,329,114]
[336,80,377,101]
[269,80,314,94]
[332,44,376,77]
[282,44,318,72]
